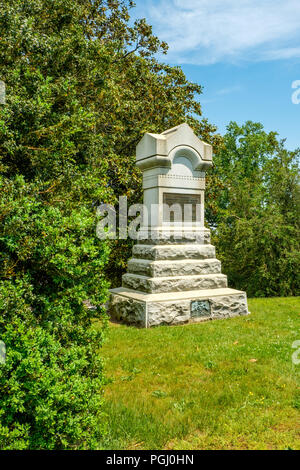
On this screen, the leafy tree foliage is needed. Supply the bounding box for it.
[0,0,221,287]
[207,121,300,297]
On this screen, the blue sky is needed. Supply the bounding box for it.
[133,0,300,150]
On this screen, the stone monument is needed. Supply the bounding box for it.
[109,123,249,327]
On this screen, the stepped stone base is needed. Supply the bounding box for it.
[109,230,249,327]
[109,288,249,328]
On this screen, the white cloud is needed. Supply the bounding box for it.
[200,85,242,103]
[215,85,242,95]
[135,0,300,64]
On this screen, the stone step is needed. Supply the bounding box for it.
[132,244,216,261]
[137,228,211,245]
[127,258,221,277]
[122,273,227,294]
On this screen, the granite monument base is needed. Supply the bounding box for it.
[109,287,249,328]
[109,228,249,327]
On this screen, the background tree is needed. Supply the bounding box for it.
[206,121,300,297]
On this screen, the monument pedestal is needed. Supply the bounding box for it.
[109,124,249,327]
[110,228,249,327]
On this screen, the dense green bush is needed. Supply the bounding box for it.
[0,300,106,449]
[0,176,109,448]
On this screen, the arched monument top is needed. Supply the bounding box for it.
[136,123,212,171]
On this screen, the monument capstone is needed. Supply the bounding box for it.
[109,123,249,327]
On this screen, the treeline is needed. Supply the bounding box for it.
[208,121,299,297]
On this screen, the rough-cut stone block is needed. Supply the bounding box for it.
[122,273,228,293]
[127,258,221,277]
[147,293,249,326]
[132,244,216,261]
[109,293,146,327]
[209,294,248,319]
[147,300,190,326]
[137,228,211,245]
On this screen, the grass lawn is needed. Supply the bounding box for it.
[99,297,300,450]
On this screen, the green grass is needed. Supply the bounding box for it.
[99,297,300,450]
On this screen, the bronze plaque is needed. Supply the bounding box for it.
[191,300,211,317]
[163,193,201,222]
